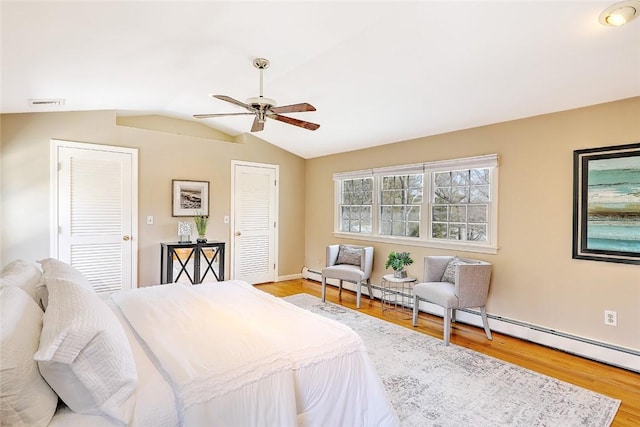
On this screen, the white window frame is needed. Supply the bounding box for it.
[333,154,499,254]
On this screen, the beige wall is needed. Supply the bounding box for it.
[0,110,306,285]
[305,97,640,350]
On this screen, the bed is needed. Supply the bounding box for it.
[0,259,399,427]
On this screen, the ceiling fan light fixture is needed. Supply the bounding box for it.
[246,96,276,108]
[599,0,640,26]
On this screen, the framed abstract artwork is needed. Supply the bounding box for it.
[172,180,209,217]
[573,143,640,265]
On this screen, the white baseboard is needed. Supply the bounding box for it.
[277,273,303,282]
[301,267,640,373]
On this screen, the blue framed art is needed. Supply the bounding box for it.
[573,143,640,265]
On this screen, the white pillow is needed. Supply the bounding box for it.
[36,258,94,309]
[34,270,137,424]
[0,259,42,303]
[0,286,58,427]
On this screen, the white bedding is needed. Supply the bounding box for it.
[49,280,398,427]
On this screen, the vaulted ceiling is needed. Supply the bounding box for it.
[1,1,639,158]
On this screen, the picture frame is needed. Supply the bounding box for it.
[172,180,209,217]
[572,143,640,265]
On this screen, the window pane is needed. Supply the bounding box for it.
[470,185,490,203]
[343,180,352,192]
[468,205,487,223]
[468,224,487,241]
[361,221,372,233]
[407,222,420,237]
[341,219,349,231]
[432,205,448,221]
[435,172,450,186]
[470,168,490,184]
[342,192,351,204]
[450,205,467,222]
[432,223,448,238]
[452,170,469,185]
[408,188,422,203]
[434,187,450,203]
[349,221,360,233]
[448,224,466,240]
[392,222,404,235]
[381,221,391,235]
[450,187,469,203]
[409,174,423,188]
[392,206,405,220]
[341,206,350,219]
[407,205,421,221]
[381,191,394,204]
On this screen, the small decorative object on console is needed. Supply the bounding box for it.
[177,221,191,243]
[194,212,208,243]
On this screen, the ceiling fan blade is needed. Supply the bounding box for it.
[269,113,320,131]
[251,116,265,132]
[269,103,316,114]
[194,112,254,119]
[211,95,251,110]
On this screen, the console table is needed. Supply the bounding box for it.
[160,241,225,285]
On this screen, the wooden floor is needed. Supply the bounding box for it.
[256,278,640,427]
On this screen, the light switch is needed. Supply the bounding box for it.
[224,216,229,224]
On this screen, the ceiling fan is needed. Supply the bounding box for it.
[194,58,320,132]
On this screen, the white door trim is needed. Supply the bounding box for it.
[230,160,279,283]
[50,139,139,288]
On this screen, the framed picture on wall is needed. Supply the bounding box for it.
[572,143,640,265]
[172,180,209,217]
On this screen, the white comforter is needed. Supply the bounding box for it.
[51,280,399,427]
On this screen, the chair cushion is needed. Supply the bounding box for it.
[413,281,459,308]
[322,264,365,283]
[0,285,58,427]
[335,245,363,266]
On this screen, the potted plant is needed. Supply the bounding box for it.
[385,251,414,278]
[194,212,208,243]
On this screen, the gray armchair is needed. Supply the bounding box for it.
[321,244,373,309]
[412,256,492,346]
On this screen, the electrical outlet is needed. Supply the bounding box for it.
[224,216,229,224]
[146,216,154,225]
[604,310,617,327]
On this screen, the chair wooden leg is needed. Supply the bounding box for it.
[321,277,327,302]
[338,280,343,297]
[443,308,452,346]
[412,295,419,326]
[481,306,493,340]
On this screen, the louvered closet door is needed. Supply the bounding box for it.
[55,141,137,293]
[232,162,278,284]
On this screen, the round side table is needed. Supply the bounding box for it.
[380,274,417,317]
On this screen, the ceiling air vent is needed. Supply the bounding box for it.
[29,98,65,107]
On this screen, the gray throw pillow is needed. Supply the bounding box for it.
[336,245,363,266]
[441,257,462,283]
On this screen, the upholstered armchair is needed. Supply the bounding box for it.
[321,244,374,309]
[412,256,492,346]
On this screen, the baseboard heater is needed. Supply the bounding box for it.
[302,267,640,373]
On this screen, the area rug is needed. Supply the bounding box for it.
[283,293,620,427]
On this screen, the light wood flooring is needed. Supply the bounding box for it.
[256,278,640,427]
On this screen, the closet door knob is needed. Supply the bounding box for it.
[123,235,131,241]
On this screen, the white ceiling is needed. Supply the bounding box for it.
[1,1,639,159]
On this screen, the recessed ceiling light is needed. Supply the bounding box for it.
[599,0,640,26]
[28,98,65,107]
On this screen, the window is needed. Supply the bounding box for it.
[334,154,499,253]
[380,174,423,237]
[338,177,373,233]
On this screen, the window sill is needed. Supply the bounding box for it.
[333,232,499,255]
